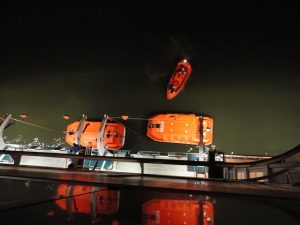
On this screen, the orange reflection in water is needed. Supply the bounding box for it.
[142,197,214,225]
[55,184,119,215]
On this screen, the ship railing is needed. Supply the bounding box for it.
[0,149,212,178]
[220,144,300,184]
[1,144,299,184]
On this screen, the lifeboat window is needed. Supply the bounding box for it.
[82,123,89,133]
[149,124,160,128]
[106,131,111,137]
[68,131,75,135]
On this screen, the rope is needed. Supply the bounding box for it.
[110,117,142,138]
[10,117,55,132]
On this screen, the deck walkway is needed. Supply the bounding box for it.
[0,165,299,200]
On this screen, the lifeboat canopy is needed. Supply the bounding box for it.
[65,115,126,151]
[147,114,213,145]
[167,59,192,100]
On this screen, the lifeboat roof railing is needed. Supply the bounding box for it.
[75,114,88,145]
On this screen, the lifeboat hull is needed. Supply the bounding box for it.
[147,114,213,145]
[167,60,192,100]
[65,121,126,150]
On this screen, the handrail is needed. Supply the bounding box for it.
[216,144,300,168]
[0,150,211,167]
[240,163,299,182]
[1,144,299,183]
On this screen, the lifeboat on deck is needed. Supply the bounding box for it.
[65,115,126,150]
[142,198,214,225]
[167,59,192,100]
[56,184,119,215]
[147,114,213,145]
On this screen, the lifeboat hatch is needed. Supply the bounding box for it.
[148,124,161,128]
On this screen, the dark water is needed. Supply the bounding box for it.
[1,2,299,155]
[0,179,299,225]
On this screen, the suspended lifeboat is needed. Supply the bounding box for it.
[56,184,120,215]
[142,198,214,225]
[147,114,213,145]
[167,59,192,100]
[65,115,126,150]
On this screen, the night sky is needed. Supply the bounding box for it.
[1,2,299,155]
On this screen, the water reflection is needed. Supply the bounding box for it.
[55,184,120,223]
[0,179,299,225]
[54,184,215,225]
[142,197,214,225]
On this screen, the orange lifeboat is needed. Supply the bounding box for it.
[147,114,213,145]
[56,184,119,215]
[65,116,126,150]
[142,198,214,225]
[167,59,192,100]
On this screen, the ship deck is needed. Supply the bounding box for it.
[0,164,299,200]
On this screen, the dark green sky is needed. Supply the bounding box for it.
[1,2,299,155]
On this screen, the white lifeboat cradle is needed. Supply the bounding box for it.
[66,114,108,156]
[0,114,71,166]
[0,114,12,163]
[0,114,11,150]
[72,114,116,170]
